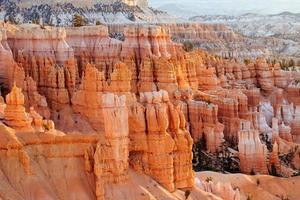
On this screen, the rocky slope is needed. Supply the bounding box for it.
[108,23,270,60]
[197,171,300,200]
[0,0,176,25]
[191,12,300,59]
[0,22,300,199]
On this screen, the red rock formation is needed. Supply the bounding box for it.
[121,25,181,60]
[2,23,300,197]
[154,57,179,93]
[281,104,294,125]
[273,63,288,88]
[0,29,16,90]
[7,25,74,65]
[238,120,268,174]
[287,80,300,106]
[255,58,274,92]
[279,123,293,142]
[199,178,241,200]
[23,76,50,118]
[72,63,106,130]
[72,62,134,129]
[196,89,251,143]
[198,67,221,91]
[272,117,280,142]
[242,88,260,108]
[105,62,136,103]
[291,106,300,143]
[65,25,122,76]
[188,100,224,152]
[137,58,157,92]
[269,142,281,174]
[128,90,194,192]
[177,52,199,91]
[120,25,183,92]
[4,84,33,131]
[94,93,129,200]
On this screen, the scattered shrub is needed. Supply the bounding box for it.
[205,177,213,183]
[96,20,102,25]
[32,18,39,24]
[256,179,260,186]
[185,190,191,199]
[247,194,253,200]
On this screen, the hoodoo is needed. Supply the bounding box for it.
[0,1,300,199]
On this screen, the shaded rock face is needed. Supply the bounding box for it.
[0,28,16,91]
[108,23,269,60]
[1,22,300,200]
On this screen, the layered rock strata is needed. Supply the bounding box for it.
[129,90,194,191]
[94,94,129,200]
[238,121,268,174]
[4,84,33,131]
[1,23,300,198]
[188,100,224,153]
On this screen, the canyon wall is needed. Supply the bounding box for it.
[0,22,300,199]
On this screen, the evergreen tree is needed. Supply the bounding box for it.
[72,14,86,27]
[289,59,295,67]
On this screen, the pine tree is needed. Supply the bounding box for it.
[72,14,86,27]
[95,20,102,26]
[289,59,295,67]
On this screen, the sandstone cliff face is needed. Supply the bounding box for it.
[129,90,194,191]
[238,121,268,174]
[198,178,241,200]
[7,25,74,65]
[71,62,134,130]
[120,25,183,93]
[23,76,50,117]
[109,22,267,60]
[0,29,16,90]
[93,94,129,200]
[0,86,198,200]
[188,100,224,153]
[65,26,122,76]
[287,80,300,106]
[195,89,252,144]
[291,106,300,143]
[4,84,33,131]
[254,58,274,93]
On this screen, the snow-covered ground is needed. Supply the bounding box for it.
[0,0,177,26]
[191,13,300,38]
[150,0,300,17]
[191,12,300,58]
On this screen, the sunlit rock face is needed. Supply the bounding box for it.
[128,90,194,191]
[0,29,16,91]
[188,100,224,153]
[238,121,268,174]
[0,22,300,200]
[4,84,33,131]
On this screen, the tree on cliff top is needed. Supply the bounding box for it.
[72,14,87,27]
[183,41,194,52]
